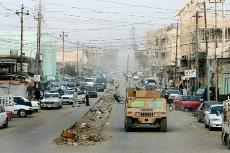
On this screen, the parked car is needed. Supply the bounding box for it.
[196,101,222,122]
[85,86,97,98]
[61,90,75,105]
[13,96,33,117]
[0,105,8,128]
[40,93,62,109]
[133,75,140,80]
[66,82,77,90]
[15,96,40,112]
[173,95,201,111]
[162,88,180,103]
[49,83,60,92]
[77,90,86,103]
[94,83,105,92]
[195,87,216,102]
[204,103,223,131]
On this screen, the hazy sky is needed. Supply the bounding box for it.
[0,0,186,71]
[0,0,186,48]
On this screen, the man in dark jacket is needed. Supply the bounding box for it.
[34,88,41,100]
[85,91,90,106]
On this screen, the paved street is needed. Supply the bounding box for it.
[0,93,103,153]
[0,89,229,153]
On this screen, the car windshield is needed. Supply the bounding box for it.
[67,83,75,87]
[85,79,94,82]
[210,106,223,114]
[86,87,96,91]
[169,90,179,94]
[67,90,75,94]
[181,96,198,101]
[44,94,59,98]
[51,84,59,87]
[196,88,205,95]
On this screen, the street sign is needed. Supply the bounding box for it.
[34,75,40,82]
[17,63,28,72]
[184,69,196,78]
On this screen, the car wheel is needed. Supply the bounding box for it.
[208,122,212,131]
[3,118,8,128]
[222,132,228,145]
[204,119,208,128]
[18,109,27,118]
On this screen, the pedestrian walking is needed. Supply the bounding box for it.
[72,88,80,107]
[34,88,41,101]
[85,91,90,106]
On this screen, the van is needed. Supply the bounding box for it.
[85,78,96,87]
[0,96,33,118]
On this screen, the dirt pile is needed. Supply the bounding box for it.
[55,90,114,146]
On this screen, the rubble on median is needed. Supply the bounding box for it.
[55,89,115,146]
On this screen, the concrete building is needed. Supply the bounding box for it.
[178,0,230,95]
[145,29,164,83]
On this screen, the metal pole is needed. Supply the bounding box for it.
[203,2,210,101]
[36,1,42,75]
[62,31,65,78]
[77,43,79,76]
[214,0,218,101]
[174,22,179,86]
[20,4,24,82]
[16,4,29,82]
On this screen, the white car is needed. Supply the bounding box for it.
[61,90,75,104]
[204,104,223,131]
[18,96,40,112]
[77,90,86,103]
[40,93,62,109]
[85,78,96,87]
[133,75,140,80]
[0,105,8,128]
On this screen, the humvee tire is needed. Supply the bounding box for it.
[160,118,167,132]
[125,117,132,132]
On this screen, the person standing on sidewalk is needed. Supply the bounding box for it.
[72,88,80,107]
[85,91,90,106]
[34,88,41,101]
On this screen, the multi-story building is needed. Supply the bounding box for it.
[178,0,230,96]
[145,29,166,84]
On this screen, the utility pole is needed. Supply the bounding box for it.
[203,2,210,101]
[34,1,42,76]
[83,42,85,66]
[60,31,67,79]
[16,4,29,82]
[214,0,219,101]
[174,21,179,85]
[76,43,79,76]
[193,11,202,90]
[126,55,130,91]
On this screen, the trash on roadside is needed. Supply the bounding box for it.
[62,130,76,140]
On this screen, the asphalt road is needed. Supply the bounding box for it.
[0,93,103,153]
[0,80,229,153]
